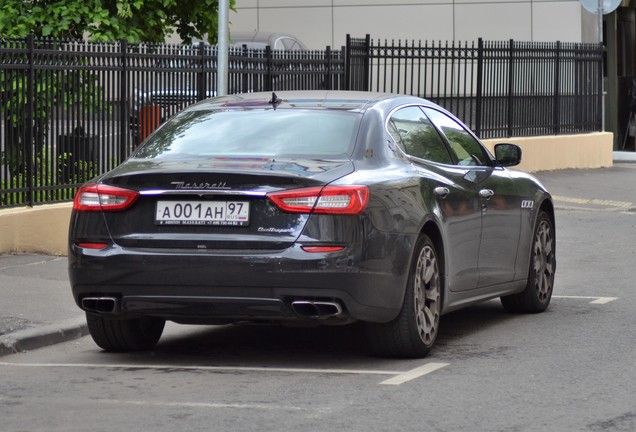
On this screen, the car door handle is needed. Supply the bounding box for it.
[434,187,450,199]
[479,189,494,199]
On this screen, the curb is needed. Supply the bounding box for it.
[613,151,636,163]
[0,317,88,357]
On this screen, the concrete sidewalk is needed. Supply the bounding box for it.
[0,254,87,356]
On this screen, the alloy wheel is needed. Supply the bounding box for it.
[533,219,555,302]
[413,245,440,345]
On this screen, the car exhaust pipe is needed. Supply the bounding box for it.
[81,297,119,314]
[291,300,343,319]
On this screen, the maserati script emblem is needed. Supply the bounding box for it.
[171,181,231,190]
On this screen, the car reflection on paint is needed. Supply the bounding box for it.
[68,90,556,358]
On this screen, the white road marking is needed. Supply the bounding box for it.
[553,295,618,304]
[380,362,449,385]
[0,362,398,375]
[97,398,313,412]
[0,361,448,385]
[590,297,619,305]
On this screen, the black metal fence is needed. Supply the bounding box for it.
[1,34,602,209]
[0,36,345,208]
[346,36,603,138]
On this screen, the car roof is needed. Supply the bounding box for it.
[190,91,430,113]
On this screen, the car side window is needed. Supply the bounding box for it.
[388,106,454,164]
[423,108,491,167]
[387,119,405,151]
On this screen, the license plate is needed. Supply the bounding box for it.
[155,200,249,226]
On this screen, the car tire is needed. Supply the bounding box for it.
[366,234,441,358]
[501,210,555,313]
[86,313,165,352]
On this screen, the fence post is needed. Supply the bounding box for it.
[119,40,128,164]
[197,41,206,101]
[554,41,561,134]
[345,35,351,90]
[346,34,372,92]
[507,39,514,138]
[325,46,332,90]
[340,45,346,90]
[265,46,273,92]
[475,38,483,137]
[364,34,371,91]
[597,43,603,131]
[26,34,34,206]
[241,44,249,93]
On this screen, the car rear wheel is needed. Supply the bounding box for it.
[366,234,441,358]
[86,313,165,352]
[501,210,555,313]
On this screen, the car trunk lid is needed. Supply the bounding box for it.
[99,157,354,250]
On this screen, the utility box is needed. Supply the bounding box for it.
[139,105,161,142]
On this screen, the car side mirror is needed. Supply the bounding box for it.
[494,143,522,167]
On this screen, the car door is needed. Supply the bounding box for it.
[423,108,522,288]
[388,106,482,291]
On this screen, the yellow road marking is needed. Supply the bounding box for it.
[553,195,633,209]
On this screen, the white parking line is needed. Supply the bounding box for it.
[97,398,312,412]
[380,362,449,385]
[0,361,449,385]
[553,295,618,304]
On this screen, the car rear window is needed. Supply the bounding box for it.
[133,109,361,159]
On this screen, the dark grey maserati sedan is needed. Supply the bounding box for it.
[68,91,556,358]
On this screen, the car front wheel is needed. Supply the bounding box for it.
[86,313,165,352]
[501,210,555,313]
[366,234,441,358]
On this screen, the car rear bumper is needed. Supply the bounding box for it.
[69,242,410,324]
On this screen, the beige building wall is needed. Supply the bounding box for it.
[231,0,586,49]
[0,133,613,256]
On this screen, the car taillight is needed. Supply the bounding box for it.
[301,245,345,253]
[75,242,109,250]
[73,184,139,212]
[267,186,369,215]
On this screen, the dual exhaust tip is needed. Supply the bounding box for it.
[81,297,118,314]
[82,297,345,319]
[291,300,343,319]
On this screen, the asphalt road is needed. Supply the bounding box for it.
[1,165,635,432]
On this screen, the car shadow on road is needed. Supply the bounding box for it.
[433,300,523,360]
[145,321,374,368]
[100,299,526,368]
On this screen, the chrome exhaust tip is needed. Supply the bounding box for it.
[81,297,119,314]
[291,300,343,319]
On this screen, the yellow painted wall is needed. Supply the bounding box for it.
[0,132,615,256]
[0,203,72,256]
[482,132,614,172]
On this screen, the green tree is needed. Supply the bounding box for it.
[0,0,235,43]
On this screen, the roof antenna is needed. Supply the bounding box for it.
[269,92,282,110]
